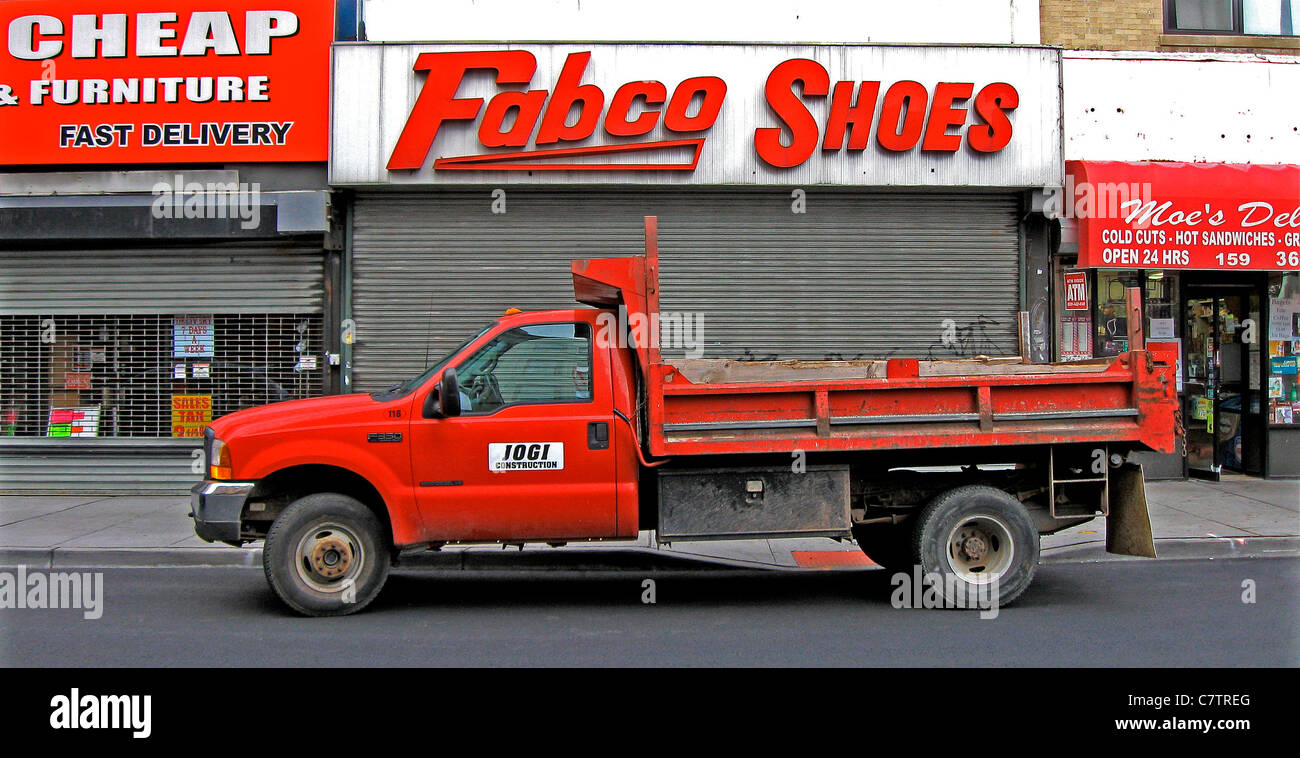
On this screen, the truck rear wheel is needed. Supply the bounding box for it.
[912,485,1038,609]
[851,521,914,571]
[263,493,390,617]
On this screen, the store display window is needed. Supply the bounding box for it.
[0,314,323,438]
[1267,273,1300,426]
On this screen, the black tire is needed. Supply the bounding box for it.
[263,493,390,617]
[911,485,1038,609]
[851,520,915,572]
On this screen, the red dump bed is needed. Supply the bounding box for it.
[573,218,1181,460]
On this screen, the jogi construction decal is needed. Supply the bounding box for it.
[488,442,564,471]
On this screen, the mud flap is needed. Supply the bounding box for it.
[1107,462,1157,558]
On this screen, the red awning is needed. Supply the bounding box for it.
[1066,160,1300,271]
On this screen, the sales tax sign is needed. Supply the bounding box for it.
[171,394,211,437]
[330,43,1062,187]
[1069,161,1300,272]
[0,0,333,165]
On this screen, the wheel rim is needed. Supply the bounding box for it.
[294,522,365,593]
[944,514,1014,584]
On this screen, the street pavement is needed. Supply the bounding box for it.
[0,476,1295,570]
[1,559,1296,666]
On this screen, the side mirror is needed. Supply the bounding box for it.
[424,367,461,418]
[440,367,461,417]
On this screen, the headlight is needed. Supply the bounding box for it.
[208,435,232,481]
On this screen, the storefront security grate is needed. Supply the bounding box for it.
[0,314,323,438]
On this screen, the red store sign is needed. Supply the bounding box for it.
[327,43,1063,187]
[0,0,334,165]
[386,50,1021,172]
[1064,271,1088,310]
[1068,161,1300,272]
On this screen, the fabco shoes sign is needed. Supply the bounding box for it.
[0,0,333,165]
[331,43,1062,187]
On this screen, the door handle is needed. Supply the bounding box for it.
[588,421,609,450]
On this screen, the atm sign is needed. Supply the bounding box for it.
[1064,271,1088,311]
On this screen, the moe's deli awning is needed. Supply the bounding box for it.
[1067,161,1300,271]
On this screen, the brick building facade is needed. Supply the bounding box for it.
[1041,0,1299,53]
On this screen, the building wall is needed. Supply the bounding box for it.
[1063,51,1300,162]
[1041,0,1164,51]
[361,0,1041,44]
[1041,0,1299,54]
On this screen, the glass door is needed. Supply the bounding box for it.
[1217,293,1263,475]
[1184,289,1264,479]
[1185,296,1218,479]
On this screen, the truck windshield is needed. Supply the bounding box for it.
[375,322,496,398]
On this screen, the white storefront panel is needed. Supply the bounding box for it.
[331,43,1062,188]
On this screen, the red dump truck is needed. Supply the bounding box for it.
[192,217,1180,616]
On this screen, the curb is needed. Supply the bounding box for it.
[1041,535,1300,563]
[1,536,1296,570]
[0,546,264,569]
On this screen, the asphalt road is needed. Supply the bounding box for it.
[2,558,1296,667]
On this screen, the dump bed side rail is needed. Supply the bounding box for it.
[646,351,1178,457]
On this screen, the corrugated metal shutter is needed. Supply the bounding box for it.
[0,244,325,494]
[0,244,323,314]
[0,440,200,495]
[351,190,1020,391]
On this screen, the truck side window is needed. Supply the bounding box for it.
[455,323,592,413]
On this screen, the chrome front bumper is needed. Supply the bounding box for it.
[190,481,256,545]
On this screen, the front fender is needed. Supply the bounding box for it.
[236,430,425,546]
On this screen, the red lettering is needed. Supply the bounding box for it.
[754,58,828,168]
[876,80,927,152]
[921,81,972,152]
[823,81,879,151]
[663,76,727,132]
[479,89,548,147]
[535,52,605,144]
[604,81,666,136]
[387,50,1010,172]
[968,82,1018,153]
[387,51,537,170]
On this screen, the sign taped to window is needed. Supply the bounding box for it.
[47,407,100,437]
[1064,271,1088,311]
[1058,316,1092,361]
[171,394,212,437]
[173,315,215,357]
[64,372,92,390]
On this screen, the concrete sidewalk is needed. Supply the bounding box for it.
[0,477,1296,570]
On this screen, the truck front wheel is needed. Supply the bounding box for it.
[263,493,391,616]
[912,485,1038,609]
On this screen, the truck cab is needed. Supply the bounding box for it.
[398,309,640,543]
[192,307,644,614]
